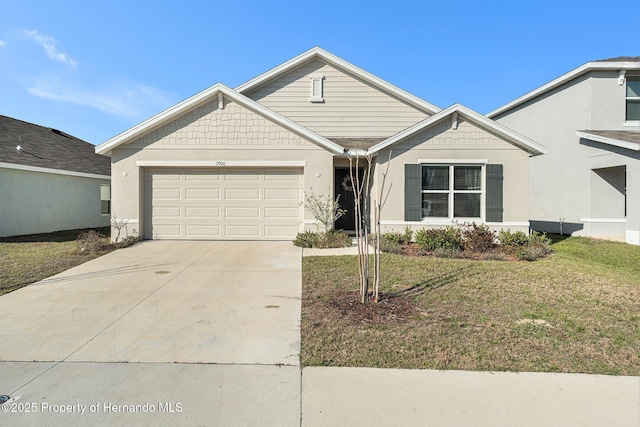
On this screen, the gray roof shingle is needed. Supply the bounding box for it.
[0,115,110,176]
[581,130,640,144]
[594,56,640,62]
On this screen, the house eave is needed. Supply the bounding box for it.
[576,131,640,151]
[368,104,546,156]
[488,61,640,119]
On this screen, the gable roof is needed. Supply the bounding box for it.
[235,47,441,115]
[576,130,640,151]
[488,58,640,119]
[95,83,346,156]
[368,104,546,156]
[0,115,110,176]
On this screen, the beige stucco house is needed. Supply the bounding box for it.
[489,57,640,245]
[95,48,544,241]
[1,115,111,237]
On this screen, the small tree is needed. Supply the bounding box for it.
[302,189,346,233]
[349,151,392,304]
[110,217,129,243]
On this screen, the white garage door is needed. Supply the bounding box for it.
[145,169,303,240]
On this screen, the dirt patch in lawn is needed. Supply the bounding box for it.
[323,291,419,325]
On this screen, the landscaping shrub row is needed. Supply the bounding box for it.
[293,230,352,249]
[380,223,551,261]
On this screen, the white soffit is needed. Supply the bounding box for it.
[235,47,441,115]
[576,131,640,151]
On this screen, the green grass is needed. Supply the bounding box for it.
[301,236,640,375]
[0,228,112,295]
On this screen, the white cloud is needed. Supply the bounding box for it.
[0,40,6,47]
[20,29,77,68]
[27,78,172,120]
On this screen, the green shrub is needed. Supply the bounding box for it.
[379,238,404,254]
[382,232,403,244]
[460,222,496,253]
[498,229,529,248]
[293,231,321,248]
[401,226,413,245]
[317,230,352,249]
[415,227,463,251]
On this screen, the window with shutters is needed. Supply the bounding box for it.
[421,165,482,219]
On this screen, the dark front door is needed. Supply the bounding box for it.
[334,168,363,231]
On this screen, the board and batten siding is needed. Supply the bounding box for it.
[246,59,430,139]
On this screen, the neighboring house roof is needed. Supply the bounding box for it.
[0,115,110,176]
[235,47,441,115]
[369,104,546,156]
[95,83,346,156]
[488,57,640,118]
[576,130,640,151]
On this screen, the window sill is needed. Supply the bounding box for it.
[623,121,640,127]
[309,97,324,103]
[580,218,626,223]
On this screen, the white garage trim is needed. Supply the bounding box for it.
[136,160,306,167]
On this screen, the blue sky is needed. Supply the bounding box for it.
[1,0,638,145]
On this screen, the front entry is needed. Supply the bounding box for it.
[334,168,362,231]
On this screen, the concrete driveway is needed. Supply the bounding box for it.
[0,241,302,426]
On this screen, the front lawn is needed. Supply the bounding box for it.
[0,228,113,295]
[301,236,640,375]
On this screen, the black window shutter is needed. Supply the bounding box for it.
[404,164,422,221]
[486,164,503,222]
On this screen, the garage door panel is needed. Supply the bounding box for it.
[225,171,261,181]
[225,188,261,200]
[265,207,300,219]
[153,188,181,199]
[265,188,300,200]
[147,169,302,240]
[225,225,260,237]
[185,225,221,237]
[186,188,220,200]
[152,206,181,218]
[185,207,221,218]
[265,170,302,181]
[225,207,261,219]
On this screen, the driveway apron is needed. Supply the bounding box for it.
[0,241,302,426]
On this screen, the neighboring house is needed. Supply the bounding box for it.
[0,115,111,237]
[489,57,640,245]
[95,47,544,241]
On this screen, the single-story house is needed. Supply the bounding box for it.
[489,56,640,245]
[95,47,545,241]
[0,115,111,237]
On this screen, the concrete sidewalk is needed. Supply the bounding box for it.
[302,367,640,426]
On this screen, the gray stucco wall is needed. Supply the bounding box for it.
[494,70,640,243]
[0,168,110,237]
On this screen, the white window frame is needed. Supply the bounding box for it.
[625,74,640,125]
[310,75,324,103]
[100,184,111,216]
[420,163,485,221]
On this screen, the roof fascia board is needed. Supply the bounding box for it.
[0,161,110,180]
[96,83,345,155]
[576,131,640,151]
[488,61,640,118]
[235,47,441,115]
[369,104,546,156]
